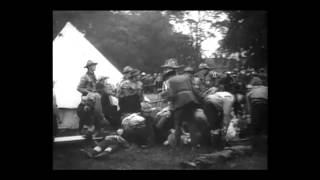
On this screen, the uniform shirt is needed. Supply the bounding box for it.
[117,79,142,98]
[204,91,234,109]
[162,74,199,110]
[258,72,268,86]
[246,86,268,115]
[116,79,126,98]
[194,71,217,96]
[77,71,97,95]
[247,86,268,100]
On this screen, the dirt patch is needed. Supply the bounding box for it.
[53,144,267,170]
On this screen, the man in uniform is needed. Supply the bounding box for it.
[258,68,267,86]
[152,60,181,143]
[232,71,247,119]
[96,82,120,128]
[194,63,213,96]
[117,69,143,115]
[183,66,195,78]
[154,72,163,92]
[77,60,108,135]
[246,77,267,153]
[203,89,235,149]
[77,60,98,96]
[116,66,134,94]
[160,59,201,148]
[219,71,234,93]
[116,66,134,114]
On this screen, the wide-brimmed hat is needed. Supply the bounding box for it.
[184,67,194,73]
[161,58,183,68]
[123,66,134,74]
[84,60,98,68]
[128,69,140,78]
[198,63,211,70]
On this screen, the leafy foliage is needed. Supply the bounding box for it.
[218,11,267,68]
[53,11,196,73]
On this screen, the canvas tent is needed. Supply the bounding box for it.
[53,22,123,129]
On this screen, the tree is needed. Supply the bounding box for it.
[218,11,267,69]
[166,11,228,65]
[53,11,195,73]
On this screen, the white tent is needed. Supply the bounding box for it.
[53,22,123,109]
[53,22,123,129]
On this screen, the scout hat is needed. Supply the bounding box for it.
[183,67,194,73]
[161,58,183,68]
[84,60,98,68]
[123,66,134,74]
[128,69,141,78]
[198,63,211,70]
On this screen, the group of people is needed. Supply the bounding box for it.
[151,59,267,152]
[53,58,268,158]
[140,72,163,94]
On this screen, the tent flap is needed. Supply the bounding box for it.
[53,22,123,108]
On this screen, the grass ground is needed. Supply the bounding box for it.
[53,143,267,170]
[53,93,267,170]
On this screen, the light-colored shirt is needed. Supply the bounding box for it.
[204,91,234,108]
[117,80,142,98]
[77,72,97,95]
[247,86,268,100]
